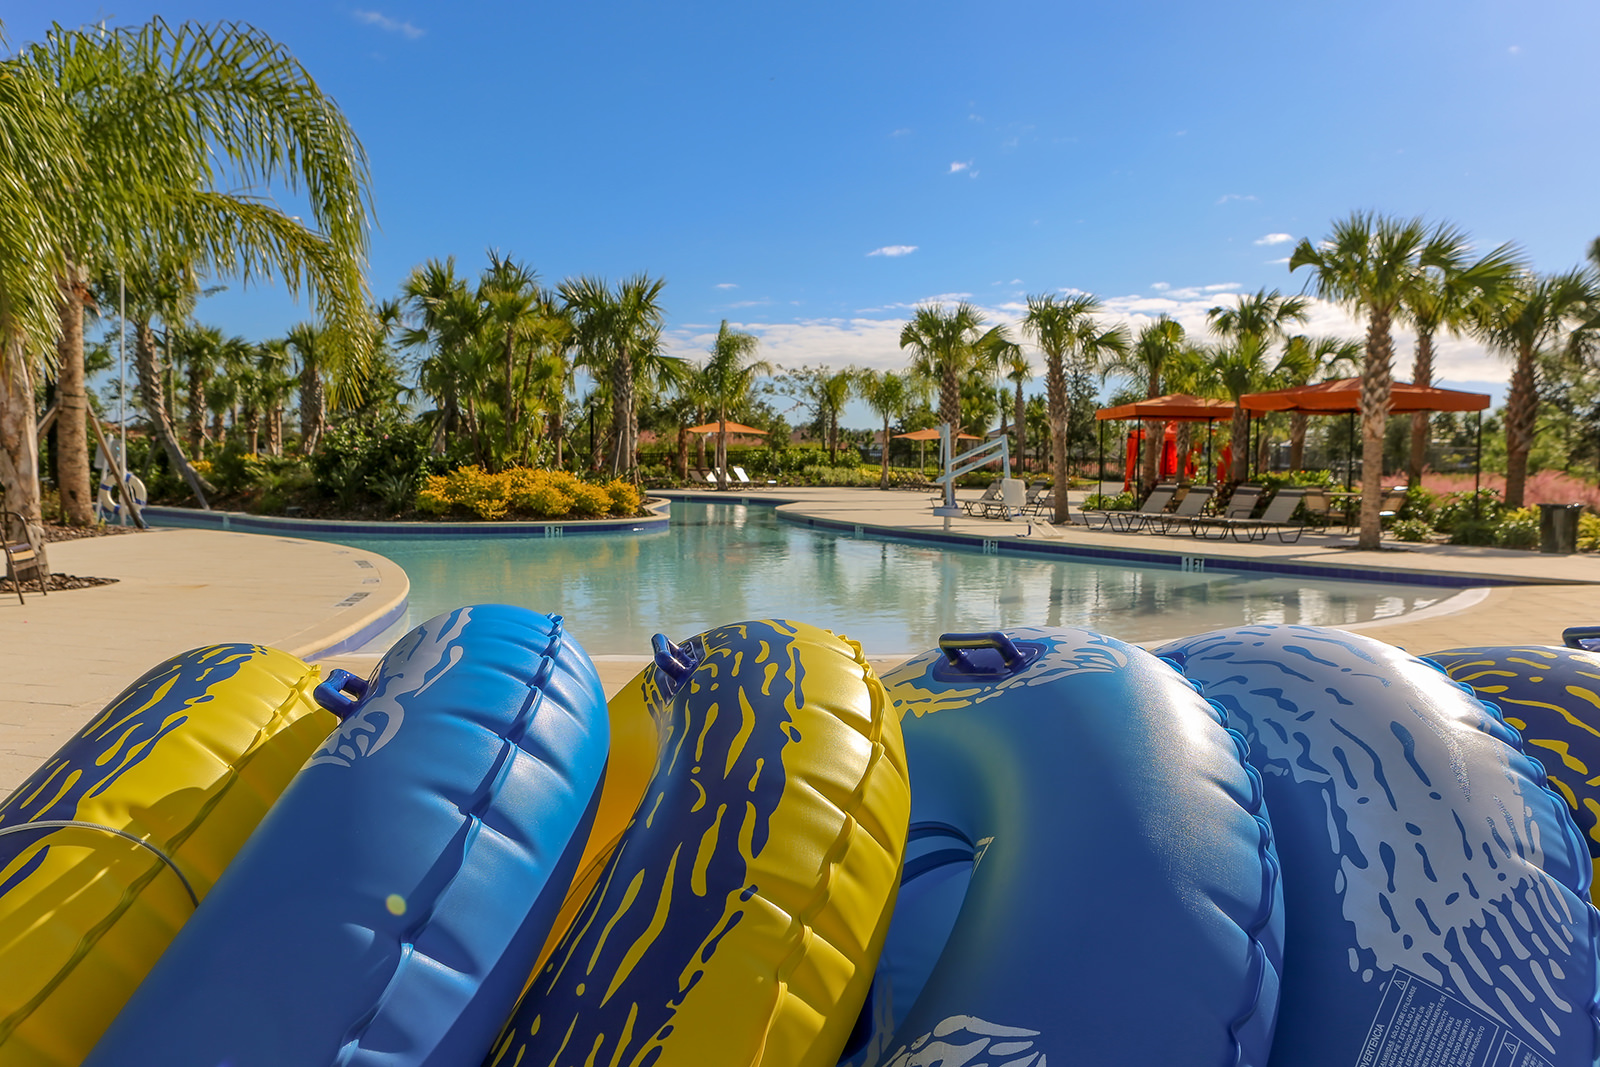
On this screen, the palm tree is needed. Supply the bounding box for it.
[1021,293,1129,523]
[1278,335,1363,468]
[814,369,854,464]
[1290,213,1468,548]
[855,369,918,488]
[285,322,328,454]
[1479,269,1599,507]
[899,303,996,434]
[998,347,1031,477]
[478,251,542,460]
[1206,289,1308,483]
[401,257,488,457]
[10,19,374,525]
[702,321,770,488]
[1398,242,1522,485]
[562,274,667,479]
[1104,315,1185,493]
[0,56,79,555]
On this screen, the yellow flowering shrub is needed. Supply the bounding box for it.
[415,466,641,521]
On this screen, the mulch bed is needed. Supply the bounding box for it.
[1,573,119,594]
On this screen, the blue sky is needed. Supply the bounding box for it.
[5,0,1597,419]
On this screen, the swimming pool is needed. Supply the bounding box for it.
[301,501,1461,654]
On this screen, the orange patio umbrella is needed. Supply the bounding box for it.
[1094,394,1235,422]
[1239,378,1489,414]
[892,427,982,441]
[685,421,769,435]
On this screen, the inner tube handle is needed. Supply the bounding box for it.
[939,631,1024,669]
[651,634,696,685]
[313,669,370,721]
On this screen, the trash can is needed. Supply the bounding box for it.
[1539,502,1584,554]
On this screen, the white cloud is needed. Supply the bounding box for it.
[352,9,424,38]
[1254,233,1294,246]
[1266,257,1290,265]
[1202,283,1241,292]
[725,299,771,309]
[891,128,912,137]
[867,245,917,257]
[1217,193,1257,204]
[948,161,973,174]
[715,282,738,289]
[1151,282,1171,292]
[1508,44,1522,54]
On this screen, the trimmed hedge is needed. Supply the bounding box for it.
[416,467,641,521]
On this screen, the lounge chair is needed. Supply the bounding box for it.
[1195,487,1310,543]
[1105,484,1180,532]
[1147,485,1215,533]
[2,510,46,605]
[1378,487,1408,526]
[962,481,1005,517]
[1188,485,1265,540]
[1300,487,1335,530]
[1020,482,1054,516]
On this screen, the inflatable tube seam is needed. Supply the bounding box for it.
[1163,656,1284,1065]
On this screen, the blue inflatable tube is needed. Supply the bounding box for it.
[84,605,610,1067]
[1158,625,1600,1067]
[851,627,1284,1067]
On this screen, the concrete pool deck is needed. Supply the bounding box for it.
[3,486,1597,791]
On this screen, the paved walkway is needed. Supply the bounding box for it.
[3,488,1596,792]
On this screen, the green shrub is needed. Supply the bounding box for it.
[1389,518,1435,543]
[312,420,433,509]
[1084,491,1134,510]
[1433,488,1504,533]
[1580,512,1600,552]
[1494,507,1540,549]
[1448,518,1498,546]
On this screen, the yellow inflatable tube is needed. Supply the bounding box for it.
[491,619,911,1067]
[0,643,332,1067]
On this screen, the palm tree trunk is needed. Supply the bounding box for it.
[187,362,209,457]
[299,365,324,454]
[551,402,565,469]
[135,321,213,508]
[1046,354,1070,523]
[610,351,634,477]
[1289,414,1308,469]
[1256,422,1272,474]
[1175,423,1193,485]
[676,426,689,480]
[1014,380,1025,477]
[1408,331,1434,487]
[1229,409,1250,483]
[880,416,891,488]
[55,272,95,525]
[1504,341,1537,508]
[940,369,960,438]
[0,339,50,574]
[245,405,261,454]
[1140,418,1161,493]
[716,416,728,489]
[1357,309,1395,550]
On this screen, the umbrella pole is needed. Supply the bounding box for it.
[1097,421,1104,497]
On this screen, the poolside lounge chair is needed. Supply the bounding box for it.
[1146,485,1215,533]
[1300,487,1335,530]
[1020,482,1054,516]
[962,481,1005,517]
[1378,487,1408,526]
[1105,484,1180,532]
[2,510,46,605]
[1188,485,1265,539]
[1194,487,1309,543]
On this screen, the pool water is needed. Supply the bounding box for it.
[318,501,1457,655]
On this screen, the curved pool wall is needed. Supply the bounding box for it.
[140,504,670,539]
[146,501,1485,657]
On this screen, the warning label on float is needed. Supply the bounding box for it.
[1353,968,1551,1067]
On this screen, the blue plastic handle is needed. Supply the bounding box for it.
[1563,626,1600,651]
[651,634,696,686]
[939,631,1025,668]
[313,669,370,721]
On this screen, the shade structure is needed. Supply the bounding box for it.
[685,421,768,435]
[1095,394,1236,422]
[1239,378,1490,415]
[893,427,982,441]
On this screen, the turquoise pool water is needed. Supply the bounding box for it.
[297,501,1457,654]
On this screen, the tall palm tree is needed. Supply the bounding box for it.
[854,368,918,488]
[1104,315,1185,493]
[0,56,79,556]
[478,251,541,460]
[899,302,995,434]
[1398,243,1522,485]
[401,257,489,457]
[702,320,770,488]
[562,274,667,479]
[1278,335,1363,468]
[813,369,854,465]
[285,322,328,454]
[1479,269,1598,507]
[1206,289,1308,483]
[1290,213,1468,548]
[11,19,373,525]
[998,347,1031,477]
[1021,293,1129,523]
[170,323,222,456]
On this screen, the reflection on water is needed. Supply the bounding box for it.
[328,502,1451,654]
